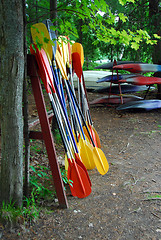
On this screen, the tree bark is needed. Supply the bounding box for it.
[50,0,57,23]
[23,0,30,198]
[149,0,160,63]
[0,0,24,206]
[149,0,161,97]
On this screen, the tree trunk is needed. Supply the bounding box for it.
[149,0,161,98]
[0,0,24,206]
[149,0,160,63]
[50,0,58,132]
[50,0,57,23]
[23,0,30,198]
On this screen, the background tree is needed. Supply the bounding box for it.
[0,0,25,206]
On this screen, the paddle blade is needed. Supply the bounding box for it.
[89,124,98,147]
[93,148,109,175]
[30,44,51,94]
[65,153,69,171]
[83,124,99,148]
[72,52,82,80]
[66,36,72,65]
[55,49,68,80]
[72,42,84,66]
[74,153,92,187]
[71,160,91,198]
[78,138,96,170]
[67,160,76,197]
[92,126,101,148]
[31,23,53,61]
[58,35,68,67]
[43,19,57,57]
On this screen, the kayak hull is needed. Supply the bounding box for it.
[117,99,161,111]
[95,61,142,70]
[97,74,140,83]
[90,95,143,105]
[93,85,152,94]
[113,63,161,73]
[119,76,161,85]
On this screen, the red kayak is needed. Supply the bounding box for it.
[90,95,143,105]
[95,61,142,70]
[119,76,161,85]
[113,63,161,73]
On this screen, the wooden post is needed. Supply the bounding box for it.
[27,54,68,209]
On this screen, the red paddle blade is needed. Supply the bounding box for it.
[71,160,91,198]
[72,52,82,80]
[30,44,52,94]
[30,43,56,95]
[74,153,92,187]
[67,159,76,197]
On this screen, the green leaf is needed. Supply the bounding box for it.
[146,39,157,45]
[133,36,141,43]
[44,37,49,44]
[30,166,36,173]
[131,41,139,50]
[120,30,132,44]
[81,25,89,33]
[119,0,135,5]
[153,34,161,39]
[118,13,128,23]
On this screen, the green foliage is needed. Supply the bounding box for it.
[60,167,73,188]
[53,128,62,144]
[26,0,161,67]
[0,197,39,227]
[83,61,100,71]
[0,201,22,227]
[29,164,56,203]
[119,0,135,5]
[0,163,71,227]
[30,139,43,156]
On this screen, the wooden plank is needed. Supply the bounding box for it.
[28,110,54,129]
[27,54,68,209]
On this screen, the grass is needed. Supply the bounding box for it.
[0,196,39,228]
[0,163,70,228]
[0,136,70,228]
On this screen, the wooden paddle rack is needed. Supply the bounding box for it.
[107,62,124,105]
[27,54,68,209]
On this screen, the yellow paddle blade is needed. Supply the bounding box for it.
[78,138,95,170]
[83,123,101,148]
[83,124,94,145]
[72,42,84,66]
[92,126,101,148]
[72,130,79,144]
[55,49,68,79]
[57,40,62,56]
[58,36,69,67]
[64,37,70,68]
[93,147,109,175]
[31,23,53,61]
[65,153,69,171]
[84,132,91,145]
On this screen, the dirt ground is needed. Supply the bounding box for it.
[1,90,161,240]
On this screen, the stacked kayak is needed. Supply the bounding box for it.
[93,61,161,111]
